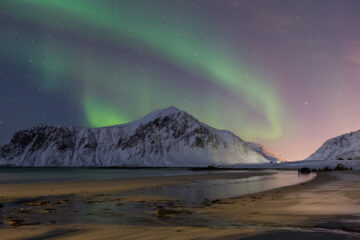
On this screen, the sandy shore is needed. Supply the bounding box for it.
[1,170,360,239]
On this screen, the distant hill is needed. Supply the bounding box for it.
[306,130,360,161]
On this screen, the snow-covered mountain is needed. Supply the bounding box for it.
[0,106,270,167]
[247,142,289,163]
[306,130,360,161]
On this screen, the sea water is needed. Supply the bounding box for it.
[0,167,206,184]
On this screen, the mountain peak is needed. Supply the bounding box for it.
[159,105,182,113]
[130,106,194,127]
[150,106,184,117]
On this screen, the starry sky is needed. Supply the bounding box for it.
[1,0,360,160]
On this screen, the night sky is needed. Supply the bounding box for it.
[1,0,360,160]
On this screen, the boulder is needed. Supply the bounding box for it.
[299,167,311,174]
[334,164,348,171]
[323,166,332,171]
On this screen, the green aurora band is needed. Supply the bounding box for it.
[2,0,284,140]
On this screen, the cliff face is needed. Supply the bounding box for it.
[0,107,269,167]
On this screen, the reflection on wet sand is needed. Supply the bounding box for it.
[124,171,315,206]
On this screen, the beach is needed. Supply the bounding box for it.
[0,170,360,239]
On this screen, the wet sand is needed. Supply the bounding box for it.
[196,171,360,230]
[1,171,360,239]
[1,224,354,240]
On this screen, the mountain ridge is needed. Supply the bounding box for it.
[0,106,270,167]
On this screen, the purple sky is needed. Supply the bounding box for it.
[1,0,360,160]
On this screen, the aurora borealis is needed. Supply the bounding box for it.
[1,0,360,160]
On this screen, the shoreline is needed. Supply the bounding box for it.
[1,170,360,239]
[0,170,273,199]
